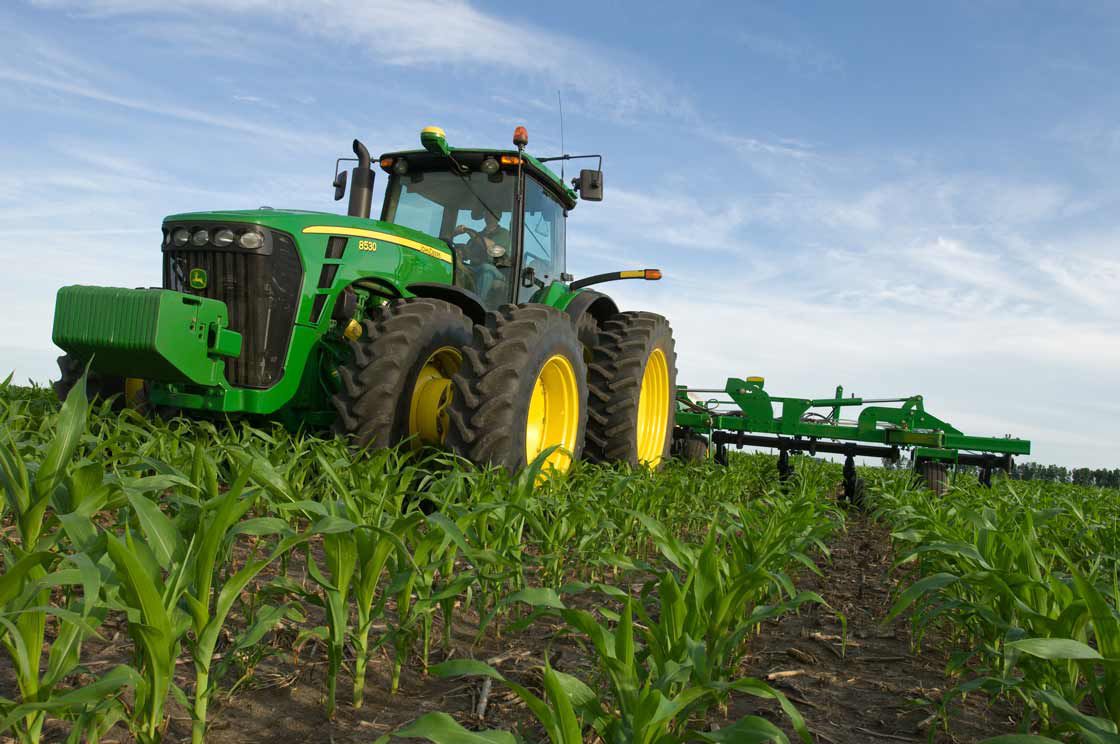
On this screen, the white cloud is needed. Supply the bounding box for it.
[27,0,690,121]
[735,30,842,74]
[0,66,334,147]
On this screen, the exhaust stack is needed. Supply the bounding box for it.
[347,139,373,219]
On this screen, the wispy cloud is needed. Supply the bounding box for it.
[735,30,842,74]
[0,66,333,147]
[28,0,693,121]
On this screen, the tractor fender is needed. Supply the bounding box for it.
[406,283,487,326]
[561,289,619,328]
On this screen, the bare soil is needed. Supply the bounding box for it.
[2,513,1021,744]
[728,515,1021,743]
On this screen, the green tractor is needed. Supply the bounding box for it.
[52,126,676,473]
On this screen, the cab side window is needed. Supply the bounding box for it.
[518,178,566,303]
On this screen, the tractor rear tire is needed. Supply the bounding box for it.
[332,298,473,450]
[915,460,949,496]
[446,304,587,474]
[53,354,127,408]
[585,312,678,468]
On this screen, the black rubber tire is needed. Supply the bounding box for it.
[680,435,709,464]
[915,460,949,496]
[585,312,678,468]
[53,354,126,408]
[575,312,600,365]
[332,298,473,449]
[445,304,588,473]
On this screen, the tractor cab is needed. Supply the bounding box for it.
[373,126,598,309]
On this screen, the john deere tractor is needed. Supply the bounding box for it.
[52,126,676,473]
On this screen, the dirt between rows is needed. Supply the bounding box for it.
[2,513,1021,743]
[727,515,1020,743]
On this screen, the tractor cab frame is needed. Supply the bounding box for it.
[376,145,578,310]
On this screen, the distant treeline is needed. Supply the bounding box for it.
[1009,462,1120,489]
[879,457,1120,489]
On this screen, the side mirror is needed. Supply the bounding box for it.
[574,168,603,201]
[333,170,348,201]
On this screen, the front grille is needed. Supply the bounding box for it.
[163,224,303,388]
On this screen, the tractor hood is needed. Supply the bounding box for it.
[162,209,453,259]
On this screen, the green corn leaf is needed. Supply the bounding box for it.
[127,492,182,570]
[431,659,507,682]
[692,715,789,743]
[34,363,88,507]
[616,596,635,667]
[232,517,292,536]
[503,587,566,609]
[0,551,53,605]
[1007,637,1104,660]
[105,533,171,638]
[391,712,517,744]
[542,664,583,744]
[884,572,959,624]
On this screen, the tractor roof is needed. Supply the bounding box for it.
[378,147,579,210]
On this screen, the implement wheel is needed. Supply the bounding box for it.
[333,298,473,449]
[915,460,949,496]
[681,435,708,464]
[446,304,587,474]
[585,312,678,468]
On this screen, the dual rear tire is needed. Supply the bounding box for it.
[332,299,677,474]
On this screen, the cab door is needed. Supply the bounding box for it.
[517,176,567,303]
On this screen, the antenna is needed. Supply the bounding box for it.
[557,90,566,181]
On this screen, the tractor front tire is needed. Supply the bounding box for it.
[332,298,473,450]
[54,354,127,408]
[446,304,587,474]
[585,312,678,468]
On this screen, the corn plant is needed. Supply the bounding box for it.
[0,372,134,744]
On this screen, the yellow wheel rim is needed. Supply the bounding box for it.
[408,346,461,446]
[525,354,580,473]
[636,348,670,467]
[124,378,145,409]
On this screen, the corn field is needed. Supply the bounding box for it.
[867,468,1120,742]
[6,374,1119,743]
[0,376,844,744]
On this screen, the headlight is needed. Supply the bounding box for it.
[487,243,506,258]
[191,229,210,246]
[172,228,190,246]
[238,231,265,250]
[212,228,235,247]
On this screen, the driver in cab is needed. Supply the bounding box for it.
[452,210,511,301]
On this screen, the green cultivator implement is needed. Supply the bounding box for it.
[673,377,1030,498]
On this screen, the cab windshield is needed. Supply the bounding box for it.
[382,170,515,308]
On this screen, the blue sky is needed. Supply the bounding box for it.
[1,1,1117,467]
